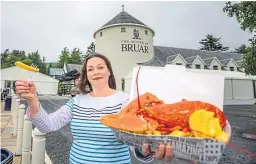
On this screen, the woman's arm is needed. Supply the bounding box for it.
[26,98,74,133]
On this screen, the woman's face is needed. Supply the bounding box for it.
[86,57,110,88]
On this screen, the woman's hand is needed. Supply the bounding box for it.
[141,143,173,163]
[15,80,40,117]
[15,80,37,101]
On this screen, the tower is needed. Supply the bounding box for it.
[93,7,155,90]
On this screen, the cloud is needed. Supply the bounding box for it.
[1,1,253,62]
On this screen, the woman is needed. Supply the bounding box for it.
[15,53,173,164]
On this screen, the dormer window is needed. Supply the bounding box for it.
[145,30,148,35]
[121,27,126,32]
[195,64,201,69]
[100,32,103,37]
[230,67,234,71]
[213,66,218,70]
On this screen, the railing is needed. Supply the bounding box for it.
[10,92,48,164]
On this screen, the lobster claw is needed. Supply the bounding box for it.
[100,114,149,133]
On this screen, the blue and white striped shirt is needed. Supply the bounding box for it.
[28,91,154,164]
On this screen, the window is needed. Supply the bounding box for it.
[213,66,218,70]
[176,63,182,65]
[121,78,125,91]
[5,81,11,88]
[145,30,148,35]
[195,64,201,69]
[230,67,234,71]
[121,27,126,32]
[100,32,103,37]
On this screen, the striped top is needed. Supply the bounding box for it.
[28,91,155,164]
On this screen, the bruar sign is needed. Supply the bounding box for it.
[121,29,149,54]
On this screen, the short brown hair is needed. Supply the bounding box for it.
[78,53,116,94]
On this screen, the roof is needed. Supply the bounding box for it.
[0,66,59,82]
[219,59,231,66]
[66,64,83,73]
[202,57,216,65]
[93,10,155,38]
[60,64,82,81]
[139,46,243,67]
[102,11,147,28]
[166,55,178,63]
[49,68,64,76]
[184,56,197,64]
[236,60,243,67]
[65,69,80,77]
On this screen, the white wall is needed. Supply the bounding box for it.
[210,58,222,70]
[227,60,238,71]
[1,80,5,90]
[173,56,186,66]
[124,68,256,105]
[33,81,58,95]
[94,24,154,90]
[224,79,255,105]
[192,57,205,69]
[63,63,67,73]
[1,80,58,95]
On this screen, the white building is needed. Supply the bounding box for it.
[91,8,255,105]
[1,66,59,95]
[93,9,154,90]
[49,68,65,79]
[93,8,245,90]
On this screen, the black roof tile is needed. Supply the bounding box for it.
[102,11,147,27]
[139,46,243,67]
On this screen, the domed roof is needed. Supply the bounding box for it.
[102,11,147,27]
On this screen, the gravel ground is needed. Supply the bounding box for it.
[31,98,256,164]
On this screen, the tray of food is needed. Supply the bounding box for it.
[100,65,231,164]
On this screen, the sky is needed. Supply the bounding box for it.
[1,1,254,62]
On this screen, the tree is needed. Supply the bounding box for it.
[1,49,24,68]
[223,1,256,75]
[1,49,31,69]
[6,55,19,67]
[1,49,47,74]
[242,40,256,76]
[12,50,26,60]
[58,47,71,68]
[42,56,46,63]
[28,50,41,65]
[84,42,95,58]
[234,44,248,54]
[57,47,84,67]
[69,48,83,64]
[46,62,52,75]
[40,56,47,74]
[20,58,33,65]
[223,1,256,33]
[199,34,229,52]
[1,49,10,68]
[27,50,47,74]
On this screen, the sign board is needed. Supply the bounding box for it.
[121,29,149,54]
